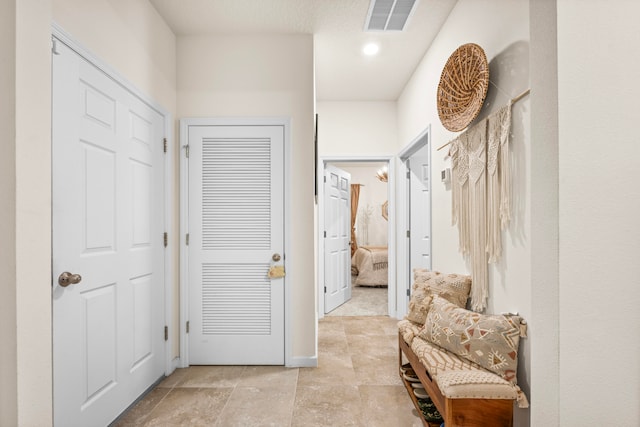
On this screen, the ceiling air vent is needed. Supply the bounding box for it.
[365,0,418,31]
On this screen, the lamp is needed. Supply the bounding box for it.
[376,165,388,182]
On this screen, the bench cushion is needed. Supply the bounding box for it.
[436,370,518,400]
[397,319,423,345]
[411,334,481,376]
[410,337,524,404]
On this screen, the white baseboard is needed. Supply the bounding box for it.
[172,356,317,369]
[164,357,182,376]
[287,356,318,368]
[171,357,182,371]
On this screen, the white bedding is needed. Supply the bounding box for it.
[351,246,388,287]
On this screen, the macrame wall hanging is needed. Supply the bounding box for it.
[448,104,511,311]
[436,43,530,311]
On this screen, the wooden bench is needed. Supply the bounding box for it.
[399,333,514,427]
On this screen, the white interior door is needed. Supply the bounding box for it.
[408,144,432,273]
[187,123,285,365]
[324,164,352,313]
[52,40,165,426]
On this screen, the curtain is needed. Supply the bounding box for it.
[350,184,362,257]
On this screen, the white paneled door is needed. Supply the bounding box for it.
[408,144,432,273]
[186,124,285,365]
[52,40,165,427]
[324,165,351,313]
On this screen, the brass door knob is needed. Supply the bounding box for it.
[272,253,281,262]
[58,271,82,287]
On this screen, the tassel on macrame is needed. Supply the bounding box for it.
[448,103,513,312]
[467,121,488,311]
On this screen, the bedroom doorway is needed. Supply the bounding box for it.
[318,158,394,317]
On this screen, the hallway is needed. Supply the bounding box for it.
[113,316,422,426]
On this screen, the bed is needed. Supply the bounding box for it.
[351,246,388,287]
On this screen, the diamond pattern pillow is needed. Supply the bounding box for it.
[405,269,471,325]
[420,295,524,384]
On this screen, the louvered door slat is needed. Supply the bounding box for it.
[201,137,273,334]
[202,137,271,250]
[202,263,271,335]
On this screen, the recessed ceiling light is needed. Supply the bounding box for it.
[363,43,379,56]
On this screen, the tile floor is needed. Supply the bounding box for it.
[113,316,423,426]
[326,286,388,317]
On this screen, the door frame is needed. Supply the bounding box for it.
[179,117,292,367]
[317,156,396,319]
[51,23,176,374]
[396,125,431,319]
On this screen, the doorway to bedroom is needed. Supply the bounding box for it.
[319,159,393,317]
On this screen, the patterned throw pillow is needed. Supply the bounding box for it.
[405,269,472,325]
[413,268,442,286]
[421,295,524,384]
[405,287,434,324]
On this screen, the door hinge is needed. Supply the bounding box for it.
[324,286,327,294]
[184,144,190,158]
[406,289,411,297]
[186,233,190,246]
[186,321,190,334]
[51,38,61,55]
[324,231,326,238]
[406,170,411,179]
[163,137,167,153]
[163,232,168,247]
[406,230,410,238]
[324,176,326,183]
[164,326,168,341]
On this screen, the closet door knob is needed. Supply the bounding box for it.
[58,271,82,287]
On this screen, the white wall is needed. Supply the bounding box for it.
[316,101,398,156]
[557,1,640,424]
[53,0,176,110]
[177,34,316,360]
[529,1,559,425]
[0,1,18,425]
[397,0,531,425]
[2,1,55,425]
[0,2,178,425]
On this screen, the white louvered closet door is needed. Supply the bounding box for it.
[188,125,285,365]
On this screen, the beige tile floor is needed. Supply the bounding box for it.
[326,286,388,317]
[113,316,423,427]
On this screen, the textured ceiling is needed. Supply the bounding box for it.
[149,0,457,101]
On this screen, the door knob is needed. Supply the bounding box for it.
[272,253,281,262]
[58,271,82,287]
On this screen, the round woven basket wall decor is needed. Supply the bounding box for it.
[437,43,489,132]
